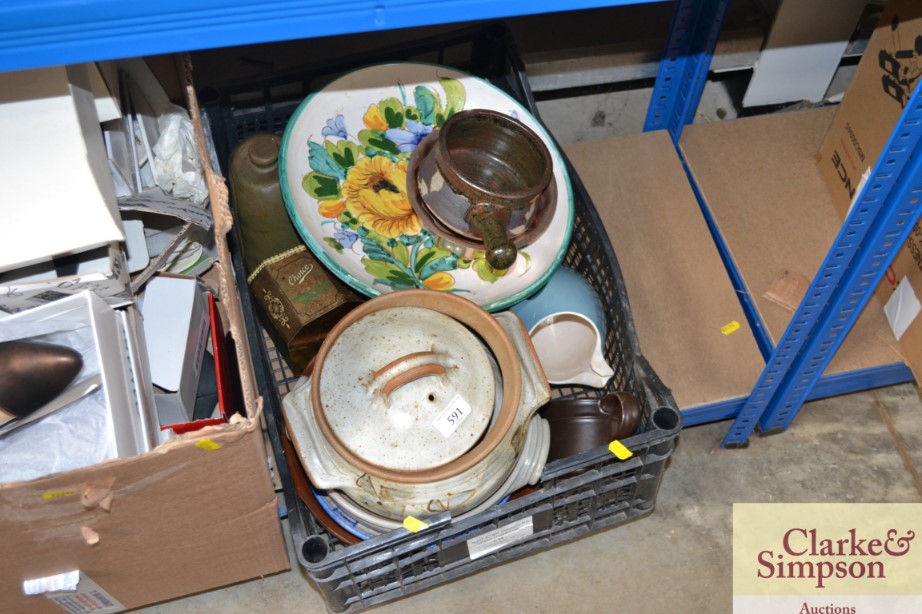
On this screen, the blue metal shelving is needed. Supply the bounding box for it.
[643,0,729,143]
[3,0,919,441]
[721,87,922,446]
[645,0,920,443]
[0,0,656,73]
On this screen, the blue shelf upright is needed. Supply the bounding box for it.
[721,82,922,447]
[643,0,729,142]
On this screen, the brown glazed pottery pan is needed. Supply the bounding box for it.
[541,391,642,462]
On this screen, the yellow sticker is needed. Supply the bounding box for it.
[609,440,633,460]
[721,320,741,335]
[42,490,78,500]
[196,439,222,451]
[403,516,430,533]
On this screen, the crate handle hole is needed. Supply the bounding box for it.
[652,407,680,431]
[302,535,330,563]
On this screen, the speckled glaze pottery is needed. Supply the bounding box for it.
[282,289,550,521]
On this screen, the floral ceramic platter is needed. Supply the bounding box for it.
[279,62,573,311]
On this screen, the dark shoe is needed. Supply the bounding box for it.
[0,340,83,426]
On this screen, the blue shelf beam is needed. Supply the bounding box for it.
[807,362,915,403]
[0,0,662,73]
[643,0,729,142]
[680,362,912,428]
[722,82,922,447]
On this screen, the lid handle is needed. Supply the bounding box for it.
[370,351,451,399]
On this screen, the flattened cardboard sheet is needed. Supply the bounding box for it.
[565,131,765,411]
[741,0,866,107]
[681,108,904,376]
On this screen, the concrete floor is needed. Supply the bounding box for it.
[137,382,922,613]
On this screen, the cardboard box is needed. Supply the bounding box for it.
[140,276,209,427]
[816,0,922,381]
[0,57,289,612]
[117,304,162,451]
[0,243,132,314]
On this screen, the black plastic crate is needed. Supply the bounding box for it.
[200,21,681,613]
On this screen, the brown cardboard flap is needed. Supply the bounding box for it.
[816,0,922,221]
[681,108,904,376]
[564,131,765,410]
[763,269,811,312]
[180,54,260,417]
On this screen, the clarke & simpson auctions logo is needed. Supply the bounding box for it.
[756,527,916,589]
[734,504,922,613]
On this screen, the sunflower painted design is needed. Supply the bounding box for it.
[300,77,516,292]
[341,156,421,239]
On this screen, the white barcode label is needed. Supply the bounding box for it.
[24,571,125,613]
[466,516,535,560]
[433,394,473,438]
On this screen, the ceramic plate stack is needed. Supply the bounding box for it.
[278,62,573,312]
[282,290,551,539]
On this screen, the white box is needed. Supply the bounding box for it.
[0,64,124,273]
[116,305,160,452]
[140,276,208,426]
[0,292,154,482]
[0,243,132,313]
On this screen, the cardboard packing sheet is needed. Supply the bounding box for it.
[681,108,904,377]
[565,131,765,411]
[566,109,909,415]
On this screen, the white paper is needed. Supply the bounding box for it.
[845,167,872,217]
[884,276,922,340]
[152,109,209,204]
[87,62,121,123]
[23,570,80,596]
[0,304,113,483]
[742,0,866,107]
[122,219,150,273]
